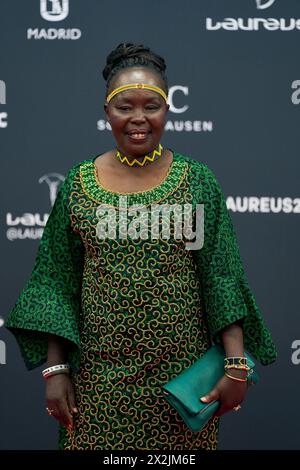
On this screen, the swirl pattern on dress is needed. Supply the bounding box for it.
[63,158,218,449]
[6,151,277,450]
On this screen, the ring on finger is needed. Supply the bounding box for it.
[46,407,55,416]
[233,404,242,412]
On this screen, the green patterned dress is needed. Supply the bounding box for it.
[6,151,277,450]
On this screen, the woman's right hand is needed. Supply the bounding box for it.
[45,373,78,430]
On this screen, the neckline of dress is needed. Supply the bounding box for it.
[79,151,188,208]
[92,149,175,196]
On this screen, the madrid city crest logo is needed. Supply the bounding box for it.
[40,0,69,22]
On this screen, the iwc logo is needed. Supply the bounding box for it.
[27,0,81,40]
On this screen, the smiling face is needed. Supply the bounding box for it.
[105,67,169,158]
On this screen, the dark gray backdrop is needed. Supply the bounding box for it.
[1,0,299,450]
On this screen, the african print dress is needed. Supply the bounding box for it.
[6,152,277,450]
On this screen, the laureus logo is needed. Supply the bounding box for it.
[6,172,65,241]
[40,0,69,22]
[206,0,299,31]
[39,173,65,207]
[256,0,275,9]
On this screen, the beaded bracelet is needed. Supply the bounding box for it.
[224,357,247,368]
[44,369,70,380]
[42,363,70,380]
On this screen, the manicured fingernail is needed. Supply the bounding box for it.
[73,407,78,413]
[200,397,207,402]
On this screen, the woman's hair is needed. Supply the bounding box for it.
[102,43,168,92]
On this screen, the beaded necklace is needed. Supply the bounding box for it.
[116,143,163,168]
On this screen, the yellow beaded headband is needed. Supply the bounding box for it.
[106,83,168,104]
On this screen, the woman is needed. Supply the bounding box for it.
[6,43,277,450]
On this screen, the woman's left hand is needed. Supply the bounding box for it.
[200,373,247,417]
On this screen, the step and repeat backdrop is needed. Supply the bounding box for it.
[0,0,299,450]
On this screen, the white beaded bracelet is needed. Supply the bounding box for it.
[42,363,70,379]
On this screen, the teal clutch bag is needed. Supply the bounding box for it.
[161,344,259,433]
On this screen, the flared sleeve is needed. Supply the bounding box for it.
[5,166,84,370]
[192,163,277,365]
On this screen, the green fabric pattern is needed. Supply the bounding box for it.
[178,154,277,365]
[6,151,277,450]
[5,163,85,370]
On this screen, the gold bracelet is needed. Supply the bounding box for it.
[225,365,250,371]
[225,372,247,383]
